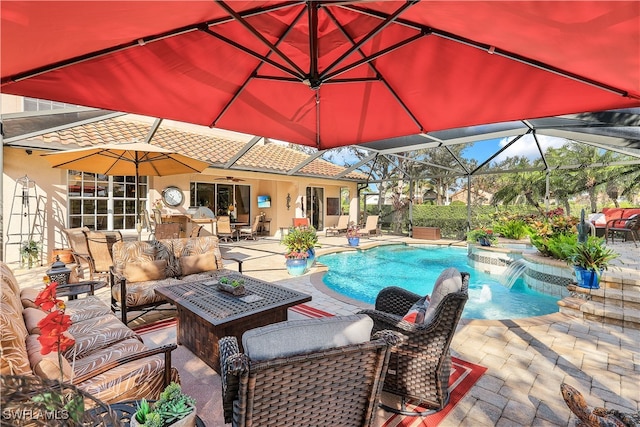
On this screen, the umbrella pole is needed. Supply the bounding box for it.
[135,162,142,241]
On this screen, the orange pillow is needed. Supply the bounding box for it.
[402,296,430,323]
[124,260,167,282]
[179,252,217,276]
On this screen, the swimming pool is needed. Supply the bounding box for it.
[318,244,560,320]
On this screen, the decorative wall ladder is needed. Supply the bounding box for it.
[5,175,45,267]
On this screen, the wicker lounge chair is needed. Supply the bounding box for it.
[219,314,402,427]
[359,268,469,415]
[325,215,349,236]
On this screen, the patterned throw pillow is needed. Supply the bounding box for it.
[402,296,430,323]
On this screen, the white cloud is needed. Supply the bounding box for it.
[495,134,567,163]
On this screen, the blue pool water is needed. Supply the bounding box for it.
[319,245,560,320]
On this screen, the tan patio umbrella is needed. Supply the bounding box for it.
[42,142,210,226]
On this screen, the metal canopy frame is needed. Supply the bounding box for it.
[2,107,639,182]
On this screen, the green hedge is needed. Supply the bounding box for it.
[410,205,539,239]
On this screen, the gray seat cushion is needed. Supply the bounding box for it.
[242,314,373,361]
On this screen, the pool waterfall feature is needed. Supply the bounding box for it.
[468,242,574,299]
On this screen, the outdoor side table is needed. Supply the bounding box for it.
[56,280,107,300]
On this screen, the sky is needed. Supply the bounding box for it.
[320,134,570,170]
[462,134,568,165]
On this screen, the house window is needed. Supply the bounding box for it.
[67,171,147,230]
[190,182,250,221]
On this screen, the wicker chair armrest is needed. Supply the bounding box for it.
[374,286,422,315]
[359,308,426,334]
[219,336,249,424]
[604,217,634,230]
[72,344,177,385]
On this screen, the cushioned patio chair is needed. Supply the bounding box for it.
[219,314,402,427]
[605,214,639,248]
[359,267,469,415]
[292,217,310,228]
[358,215,380,237]
[325,215,350,236]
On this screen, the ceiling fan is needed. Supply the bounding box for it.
[215,176,244,182]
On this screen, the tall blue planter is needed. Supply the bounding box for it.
[306,248,315,270]
[347,237,360,247]
[286,258,307,276]
[574,266,601,289]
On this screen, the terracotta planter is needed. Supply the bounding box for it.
[51,248,75,264]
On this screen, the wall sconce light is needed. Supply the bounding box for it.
[286,193,291,210]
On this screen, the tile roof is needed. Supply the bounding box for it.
[35,117,367,181]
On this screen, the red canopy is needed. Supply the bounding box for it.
[2,1,639,149]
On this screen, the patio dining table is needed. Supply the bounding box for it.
[155,272,311,373]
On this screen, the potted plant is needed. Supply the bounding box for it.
[563,236,618,289]
[346,222,360,246]
[300,226,319,269]
[132,382,196,427]
[282,227,311,275]
[217,276,246,296]
[466,227,497,247]
[20,239,40,269]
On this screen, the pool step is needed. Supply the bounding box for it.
[558,276,640,330]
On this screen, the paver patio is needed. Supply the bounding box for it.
[12,234,639,426]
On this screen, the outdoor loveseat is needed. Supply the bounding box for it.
[110,235,242,324]
[0,261,178,404]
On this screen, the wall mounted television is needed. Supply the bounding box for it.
[257,195,271,208]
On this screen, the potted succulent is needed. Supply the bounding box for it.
[132,382,196,427]
[346,222,360,247]
[467,227,497,247]
[217,276,246,296]
[563,236,618,289]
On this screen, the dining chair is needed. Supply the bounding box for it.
[216,216,237,242]
[238,216,261,240]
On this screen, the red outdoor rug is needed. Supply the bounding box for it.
[378,357,487,426]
